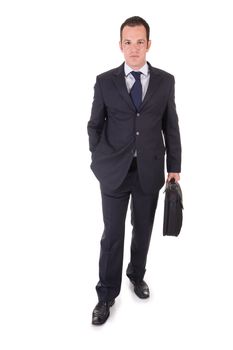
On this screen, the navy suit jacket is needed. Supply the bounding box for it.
[87,62,181,194]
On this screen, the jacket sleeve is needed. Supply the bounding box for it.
[87,76,107,153]
[162,76,182,173]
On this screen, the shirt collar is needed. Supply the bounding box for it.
[124,62,149,77]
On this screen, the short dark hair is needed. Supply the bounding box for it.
[120,16,150,42]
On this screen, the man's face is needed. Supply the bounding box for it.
[119,25,151,70]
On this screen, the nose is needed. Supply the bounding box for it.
[130,43,141,53]
[131,43,140,49]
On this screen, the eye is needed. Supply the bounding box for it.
[138,40,145,45]
[124,41,131,45]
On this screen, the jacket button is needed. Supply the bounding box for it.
[137,113,140,117]
[136,131,139,135]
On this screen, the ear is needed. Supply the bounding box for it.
[119,41,123,52]
[146,40,151,52]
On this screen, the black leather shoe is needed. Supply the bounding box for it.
[130,280,150,299]
[92,299,115,325]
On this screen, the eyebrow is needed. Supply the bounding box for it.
[123,39,146,42]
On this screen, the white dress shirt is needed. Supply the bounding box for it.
[124,62,150,101]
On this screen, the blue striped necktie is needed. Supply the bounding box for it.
[130,71,142,111]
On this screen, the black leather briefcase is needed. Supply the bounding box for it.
[163,179,183,236]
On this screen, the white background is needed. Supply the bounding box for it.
[1,0,233,349]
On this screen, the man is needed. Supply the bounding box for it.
[87,16,181,325]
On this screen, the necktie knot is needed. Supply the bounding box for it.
[131,71,142,81]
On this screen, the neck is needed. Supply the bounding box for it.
[126,61,146,71]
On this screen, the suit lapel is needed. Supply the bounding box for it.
[140,65,163,111]
[113,64,136,111]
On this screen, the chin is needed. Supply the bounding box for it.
[129,60,141,68]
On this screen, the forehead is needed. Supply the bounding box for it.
[122,25,147,40]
